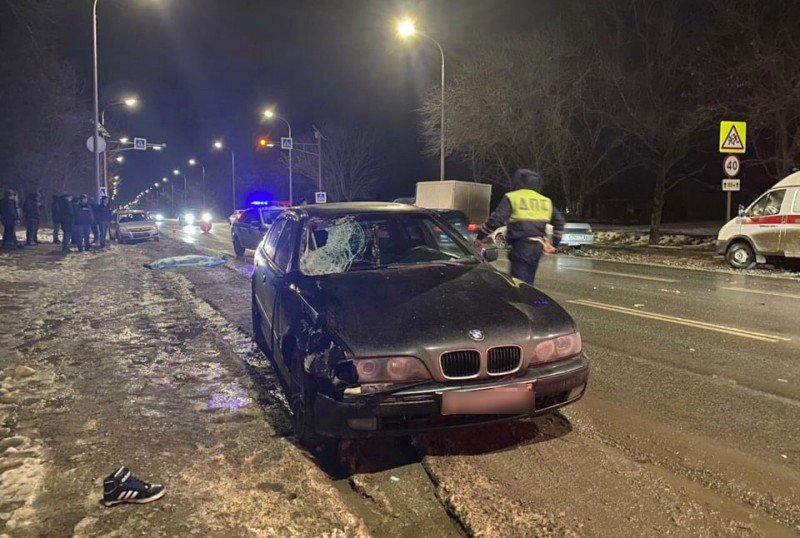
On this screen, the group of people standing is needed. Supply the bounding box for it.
[1,189,112,253]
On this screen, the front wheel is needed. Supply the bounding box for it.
[233,236,245,257]
[289,350,333,452]
[153,236,159,242]
[726,241,756,269]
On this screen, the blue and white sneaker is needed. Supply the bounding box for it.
[102,467,166,507]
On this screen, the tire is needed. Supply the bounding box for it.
[233,235,245,257]
[153,237,159,242]
[494,232,507,249]
[289,348,330,451]
[251,292,267,350]
[726,241,756,269]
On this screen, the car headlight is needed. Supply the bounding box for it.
[201,212,212,223]
[531,332,581,364]
[155,213,164,221]
[184,213,195,224]
[353,357,431,383]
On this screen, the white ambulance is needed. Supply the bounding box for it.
[716,171,800,269]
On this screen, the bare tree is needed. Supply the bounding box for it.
[288,123,384,202]
[713,0,800,179]
[418,27,634,215]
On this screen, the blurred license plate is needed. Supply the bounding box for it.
[440,384,534,415]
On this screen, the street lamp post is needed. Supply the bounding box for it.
[100,98,137,191]
[173,169,187,209]
[397,18,446,181]
[92,0,101,199]
[153,181,160,212]
[162,177,173,216]
[188,159,206,211]
[263,110,293,204]
[213,141,237,213]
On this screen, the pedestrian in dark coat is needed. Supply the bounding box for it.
[51,194,62,244]
[1,190,21,250]
[74,194,95,252]
[95,196,112,248]
[22,192,43,245]
[58,194,75,253]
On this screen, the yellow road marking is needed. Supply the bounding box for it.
[721,287,800,300]
[568,299,791,343]
[561,267,678,283]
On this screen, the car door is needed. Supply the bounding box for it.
[779,187,800,257]
[271,218,302,374]
[253,217,287,351]
[741,189,787,255]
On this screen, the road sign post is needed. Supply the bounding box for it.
[722,178,741,221]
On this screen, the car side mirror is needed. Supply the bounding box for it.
[482,247,499,262]
[738,204,746,218]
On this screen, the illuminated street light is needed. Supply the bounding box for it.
[396,18,416,38]
[262,109,293,203]
[395,17,446,180]
[119,137,129,144]
[213,140,237,212]
[124,97,138,107]
[116,156,124,163]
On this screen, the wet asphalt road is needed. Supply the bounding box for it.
[167,220,800,534]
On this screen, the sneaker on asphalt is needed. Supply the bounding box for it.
[102,467,165,507]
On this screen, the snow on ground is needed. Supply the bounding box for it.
[0,237,366,537]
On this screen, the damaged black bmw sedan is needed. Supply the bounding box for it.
[251,203,589,446]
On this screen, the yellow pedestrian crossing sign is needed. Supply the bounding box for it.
[719,121,746,154]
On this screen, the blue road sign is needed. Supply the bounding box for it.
[315,191,327,204]
[281,137,293,150]
[133,137,147,151]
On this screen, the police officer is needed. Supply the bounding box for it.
[475,169,565,286]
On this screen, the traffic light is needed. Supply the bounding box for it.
[257,136,270,150]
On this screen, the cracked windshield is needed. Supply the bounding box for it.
[1,0,798,536]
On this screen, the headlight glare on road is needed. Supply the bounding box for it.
[532,332,581,364]
[354,357,430,383]
[184,213,195,225]
[201,212,212,223]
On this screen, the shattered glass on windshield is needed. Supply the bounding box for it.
[300,217,368,276]
[299,214,476,276]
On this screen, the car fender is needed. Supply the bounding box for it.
[724,234,767,264]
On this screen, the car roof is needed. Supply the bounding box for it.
[295,202,430,218]
[773,171,800,189]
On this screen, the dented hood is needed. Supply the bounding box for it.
[296,263,576,358]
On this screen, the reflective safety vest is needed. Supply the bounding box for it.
[506,189,553,222]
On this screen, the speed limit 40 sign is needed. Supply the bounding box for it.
[723,155,740,178]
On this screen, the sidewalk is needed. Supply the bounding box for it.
[0,241,366,536]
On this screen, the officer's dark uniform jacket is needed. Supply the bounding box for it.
[476,188,566,247]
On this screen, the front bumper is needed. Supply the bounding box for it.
[121,230,159,240]
[715,239,727,255]
[313,354,589,438]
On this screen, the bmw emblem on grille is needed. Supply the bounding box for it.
[468,329,485,342]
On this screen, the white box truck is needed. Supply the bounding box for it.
[414,180,493,223]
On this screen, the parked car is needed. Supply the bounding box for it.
[431,209,478,241]
[251,202,589,447]
[717,171,800,269]
[488,222,594,250]
[110,210,159,243]
[231,206,284,256]
[229,209,245,226]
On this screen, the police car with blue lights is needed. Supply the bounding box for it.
[230,201,289,256]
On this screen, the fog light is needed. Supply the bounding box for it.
[568,383,586,400]
[347,417,378,431]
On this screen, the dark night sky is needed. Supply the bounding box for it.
[54,0,550,210]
